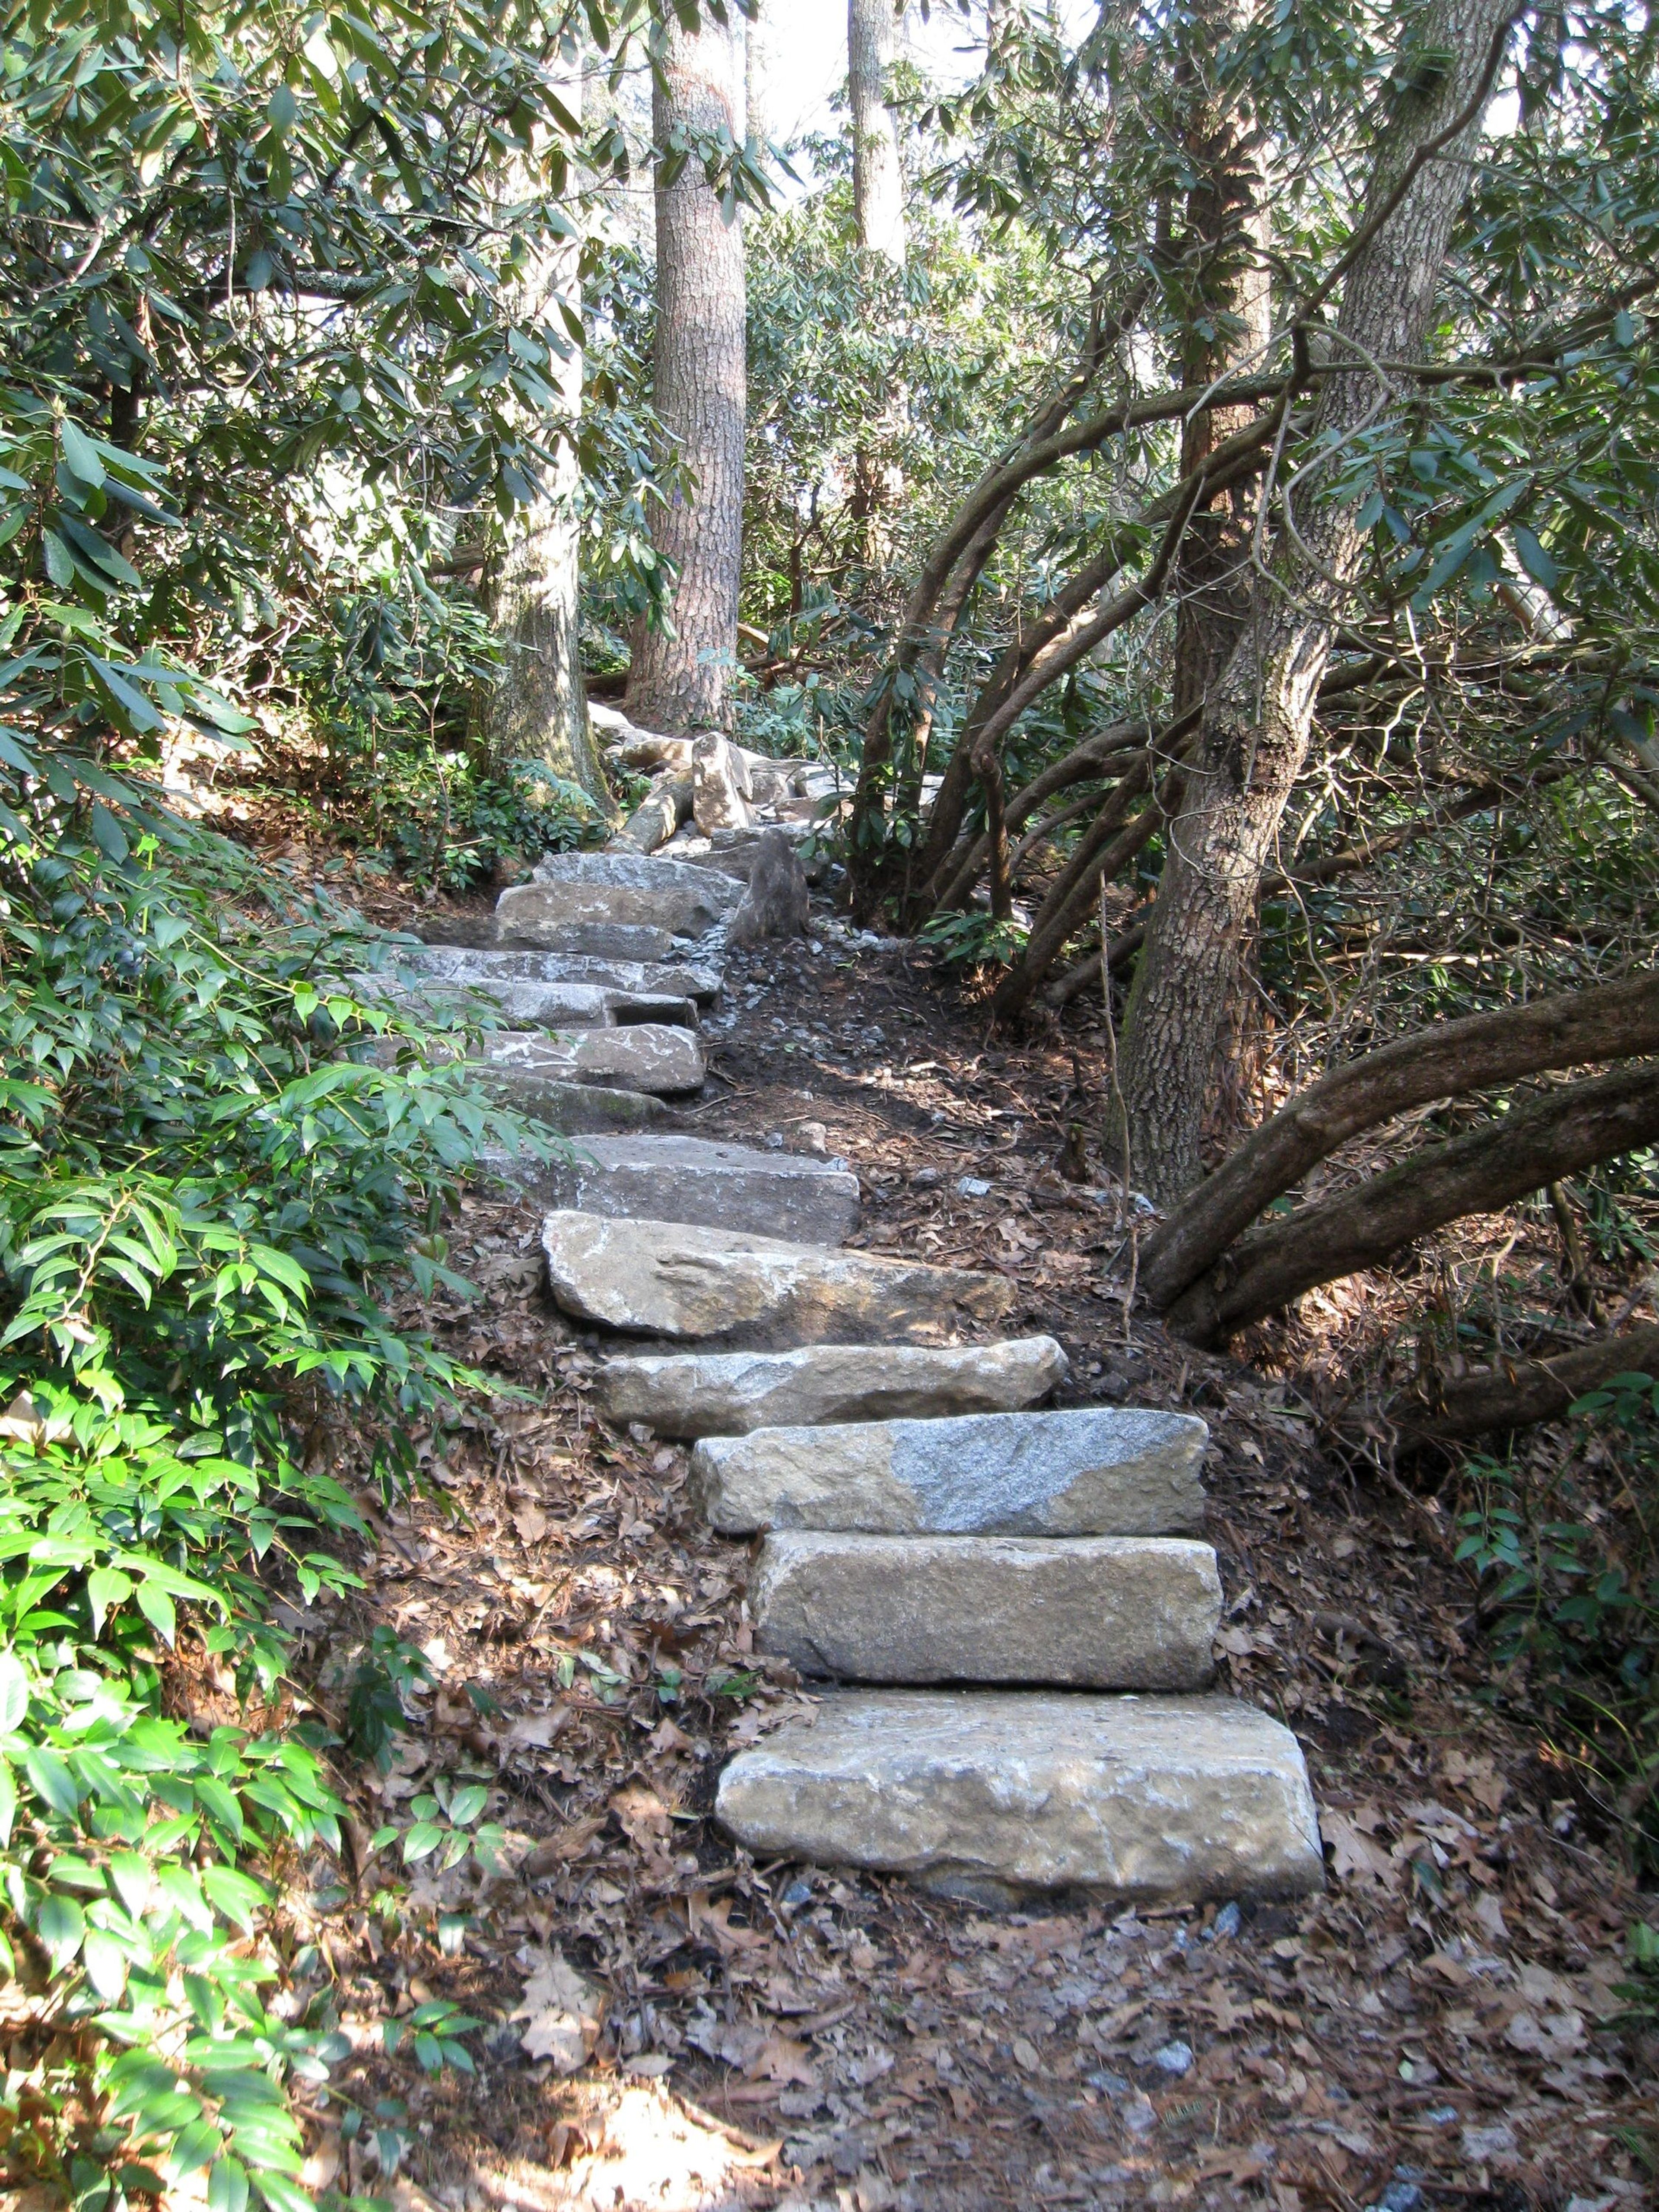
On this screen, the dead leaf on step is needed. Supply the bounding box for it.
[511,1948,603,2073]
[512,1502,548,1544]
[612,1784,672,1846]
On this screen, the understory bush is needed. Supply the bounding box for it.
[1456,1373,1659,1875]
[0,774,547,2204]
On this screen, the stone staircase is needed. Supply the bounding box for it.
[413,824,1325,1911]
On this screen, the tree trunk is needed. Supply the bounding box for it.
[626,13,747,734]
[1116,0,1520,1205]
[1143,969,1659,1310]
[1389,1323,1659,1443]
[1166,1062,1659,1347]
[849,0,906,264]
[485,65,607,806]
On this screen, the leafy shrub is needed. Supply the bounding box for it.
[0,775,551,2199]
[1456,1371,1659,1873]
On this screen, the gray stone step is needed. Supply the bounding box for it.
[495,919,679,963]
[594,1335,1069,1438]
[715,1690,1324,1906]
[484,1081,674,1135]
[483,1027,705,1098]
[691,1403,1205,1535]
[392,943,722,1005]
[541,1212,1016,1347]
[526,1134,858,1245]
[751,1532,1220,1689]
[355,975,698,1032]
[499,853,741,943]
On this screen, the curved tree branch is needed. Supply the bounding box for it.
[1165,1059,1659,1346]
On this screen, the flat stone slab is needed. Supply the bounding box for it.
[474,1081,674,1135]
[357,975,698,1033]
[530,1135,859,1244]
[394,944,722,1004]
[693,1404,1206,1534]
[541,1212,1016,1347]
[716,1691,1324,1905]
[595,1335,1069,1438]
[751,1533,1220,1689]
[495,920,678,963]
[483,1028,705,1098]
[499,853,741,942]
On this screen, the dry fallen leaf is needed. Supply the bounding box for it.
[1321,1809,1397,1889]
[512,1502,548,1544]
[511,1948,603,2073]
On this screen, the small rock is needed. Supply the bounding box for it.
[1122,2093,1158,2135]
[956,1176,992,1198]
[1151,2040,1192,2076]
[798,1121,829,1154]
[1460,2123,1516,2161]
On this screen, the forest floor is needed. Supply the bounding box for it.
[254,861,1658,2212]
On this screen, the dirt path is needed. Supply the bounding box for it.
[299,904,1657,2212]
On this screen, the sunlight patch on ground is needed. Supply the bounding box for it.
[456,2080,781,2211]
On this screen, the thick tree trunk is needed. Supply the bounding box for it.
[1389,1323,1659,1443]
[485,67,607,805]
[1166,1062,1659,1346]
[626,13,747,734]
[1116,0,1520,1205]
[1144,969,1659,1310]
[849,0,906,264]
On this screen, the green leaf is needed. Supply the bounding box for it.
[208,2158,251,2212]
[83,1925,131,2000]
[59,419,106,489]
[136,1578,178,1645]
[34,1891,86,1970]
[1511,524,1559,590]
[448,1783,488,1826]
[24,1744,80,1817]
[0,1652,29,1733]
[402,1820,445,1863]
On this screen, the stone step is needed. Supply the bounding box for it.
[487,1082,674,1135]
[715,1690,1324,1906]
[751,1532,1220,1689]
[498,852,741,944]
[495,919,680,963]
[483,1027,705,1099]
[527,1134,858,1245]
[691,1403,1205,1535]
[541,1212,1016,1347]
[396,944,722,1004]
[594,1335,1069,1438]
[355,975,699,1032]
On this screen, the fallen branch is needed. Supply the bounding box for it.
[1390,1322,1659,1441]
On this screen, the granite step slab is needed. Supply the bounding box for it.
[355,975,698,1033]
[479,1081,674,1135]
[595,1335,1069,1438]
[499,853,741,942]
[541,1212,1016,1347]
[715,1690,1324,1906]
[528,1134,859,1245]
[495,920,680,963]
[751,1532,1220,1689]
[691,1404,1205,1534]
[483,1027,705,1098]
[398,944,721,1004]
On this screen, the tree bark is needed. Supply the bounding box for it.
[849,0,906,264]
[626,12,747,734]
[1144,969,1659,1310]
[1388,1323,1659,1443]
[1166,1061,1659,1346]
[484,64,607,806]
[1116,0,1522,1205]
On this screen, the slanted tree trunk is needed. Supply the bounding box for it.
[626,12,747,734]
[1116,0,1521,1204]
[1390,1323,1659,1443]
[1166,1061,1659,1347]
[849,0,906,264]
[1144,969,1659,1309]
[485,64,608,807]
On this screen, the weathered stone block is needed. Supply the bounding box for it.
[715,1690,1325,1904]
[692,1404,1205,1534]
[485,1027,705,1097]
[530,1135,858,1244]
[596,1336,1069,1438]
[540,1212,1015,1346]
[750,1532,1220,1689]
